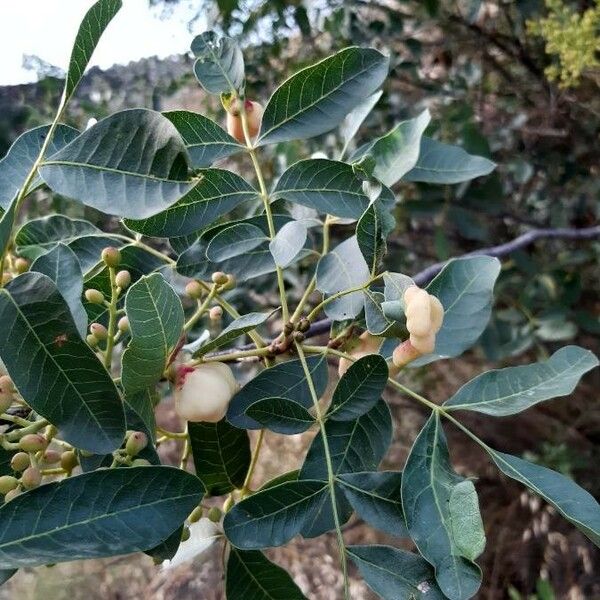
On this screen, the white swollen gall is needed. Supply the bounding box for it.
[409,332,436,354]
[404,288,432,337]
[226,100,263,144]
[176,362,238,423]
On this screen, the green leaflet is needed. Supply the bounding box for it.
[327,353,388,421]
[0,272,125,454]
[63,0,123,101]
[226,549,307,599]
[412,256,501,366]
[188,420,251,496]
[124,169,257,238]
[192,31,245,94]
[164,110,243,168]
[445,346,598,415]
[227,355,329,430]
[30,243,88,338]
[338,472,408,537]
[245,397,315,435]
[488,449,600,547]
[271,159,371,219]
[121,273,184,394]
[223,480,328,549]
[403,137,496,184]
[349,545,446,600]
[316,235,370,321]
[40,109,192,219]
[192,311,272,357]
[352,110,431,186]
[0,125,79,211]
[401,413,482,599]
[0,467,203,568]
[15,215,122,274]
[257,47,389,146]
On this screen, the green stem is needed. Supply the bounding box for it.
[179,426,191,470]
[239,104,290,324]
[195,346,272,365]
[295,341,350,600]
[239,428,266,497]
[291,216,332,322]
[305,274,383,322]
[209,287,266,349]
[103,266,118,370]
[5,418,49,442]
[0,413,34,428]
[184,283,218,333]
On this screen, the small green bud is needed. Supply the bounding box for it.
[11,452,30,472]
[86,334,99,348]
[181,525,191,542]
[211,271,228,285]
[283,322,294,336]
[185,280,204,299]
[207,506,222,522]
[117,316,130,333]
[0,475,18,494]
[115,270,131,289]
[189,505,203,523]
[19,434,48,453]
[298,318,311,333]
[85,288,105,304]
[21,466,42,490]
[292,331,305,342]
[131,458,151,467]
[14,258,29,274]
[125,431,148,456]
[101,246,121,268]
[60,450,78,472]
[4,488,21,503]
[89,323,108,340]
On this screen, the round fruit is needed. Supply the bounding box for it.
[19,434,48,453]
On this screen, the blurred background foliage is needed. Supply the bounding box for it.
[0,1,598,597]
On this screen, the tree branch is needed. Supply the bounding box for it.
[305,225,600,339]
[203,225,600,355]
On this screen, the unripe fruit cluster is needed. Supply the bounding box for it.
[176,362,238,423]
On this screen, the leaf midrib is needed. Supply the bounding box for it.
[0,489,199,554]
[41,160,191,184]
